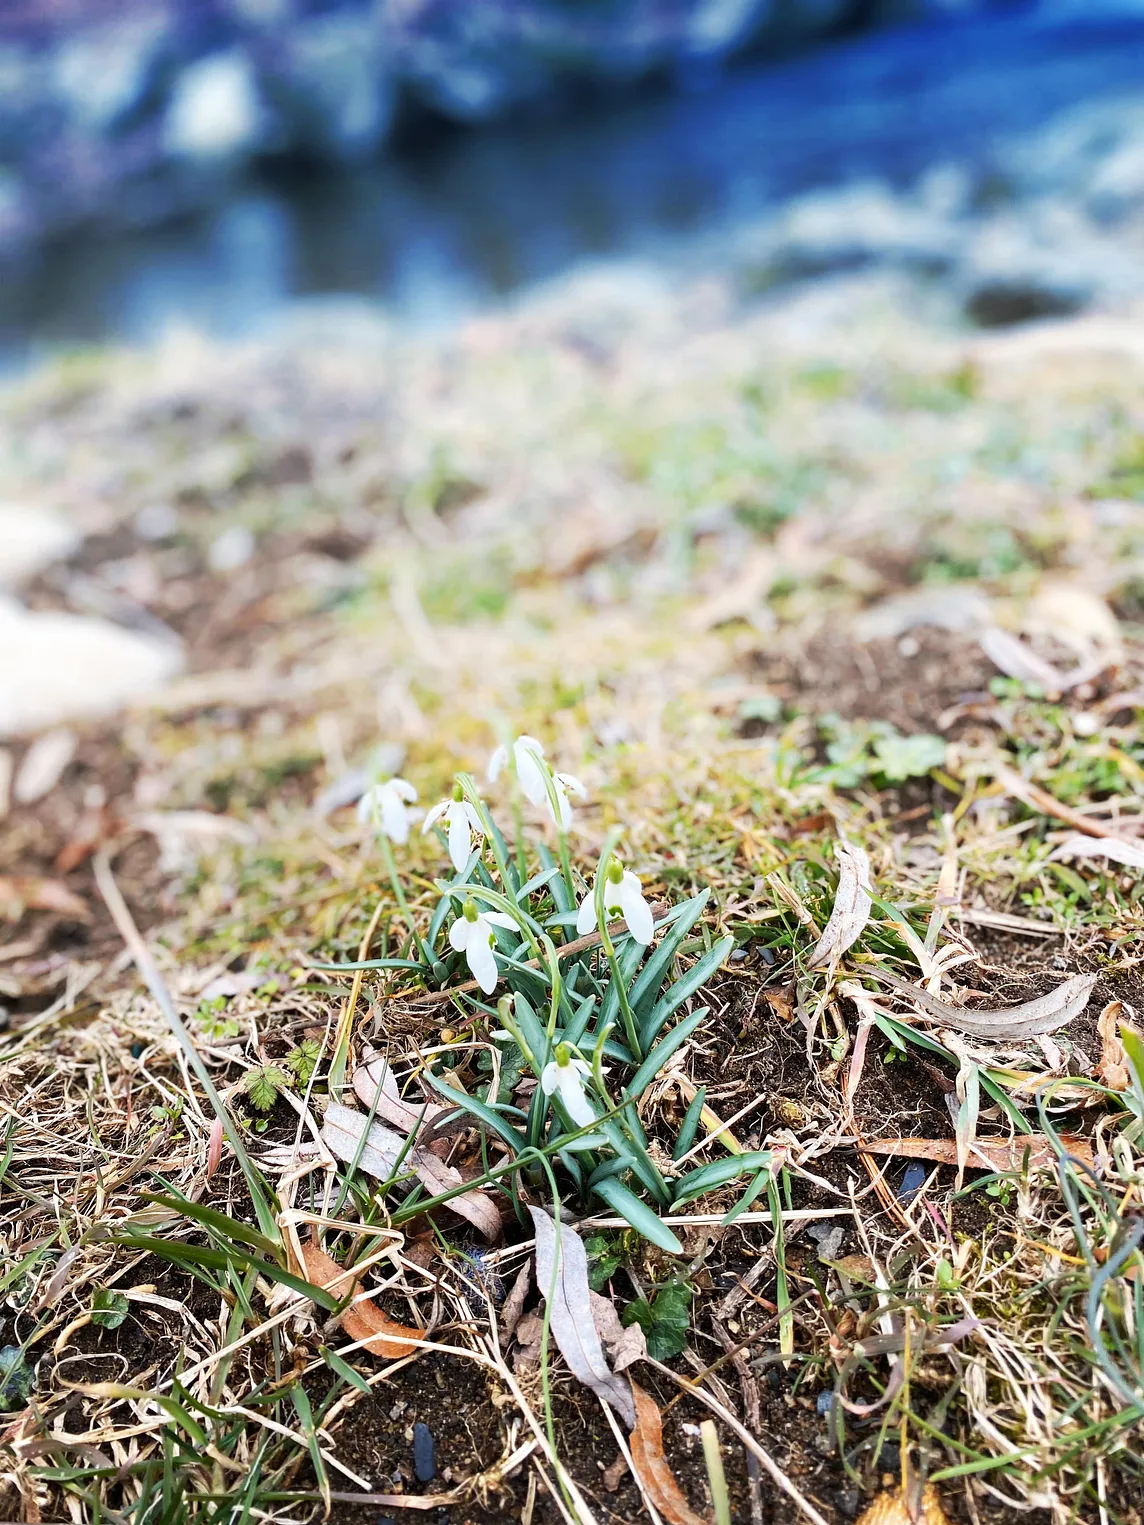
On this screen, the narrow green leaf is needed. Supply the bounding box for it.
[640,936,733,1049]
[320,1344,372,1395]
[672,1151,774,1207]
[109,1235,339,1311]
[673,1087,706,1160]
[721,1169,769,1225]
[591,1177,683,1255]
[625,1008,708,1102]
[422,1071,524,1155]
[629,891,710,1015]
[509,991,550,1070]
[307,957,426,973]
[599,937,646,1033]
[139,1193,283,1260]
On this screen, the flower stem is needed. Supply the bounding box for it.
[379,833,430,967]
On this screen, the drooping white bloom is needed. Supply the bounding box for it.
[549,771,587,831]
[541,1044,597,1130]
[356,777,418,844]
[576,858,655,946]
[488,734,548,806]
[422,791,485,873]
[488,734,587,827]
[449,899,518,994]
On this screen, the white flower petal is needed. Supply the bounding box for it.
[540,1061,559,1096]
[515,746,548,807]
[619,872,654,946]
[391,778,418,802]
[356,785,380,824]
[576,896,597,935]
[548,778,573,831]
[487,744,508,782]
[421,800,448,833]
[381,789,410,844]
[447,801,472,873]
[448,917,470,952]
[463,802,485,831]
[603,876,624,916]
[484,911,519,931]
[557,772,587,800]
[466,930,499,994]
[556,1069,598,1128]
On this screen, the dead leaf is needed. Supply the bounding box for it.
[1097,1001,1137,1092]
[299,1242,423,1359]
[979,627,1068,694]
[353,1054,446,1136]
[321,1103,500,1241]
[512,1309,544,1373]
[856,1484,952,1525]
[0,875,89,921]
[206,1116,224,1181]
[875,970,1097,1039]
[410,1148,501,1242]
[827,1253,876,1282]
[628,1379,711,1525]
[807,841,872,970]
[528,1207,635,1428]
[1049,833,1144,870]
[499,1261,531,1346]
[859,1134,1095,1171]
[322,1102,407,1179]
[590,1290,647,1374]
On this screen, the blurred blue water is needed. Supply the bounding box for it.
[3,7,1143,366]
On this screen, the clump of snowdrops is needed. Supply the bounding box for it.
[338,734,761,1251]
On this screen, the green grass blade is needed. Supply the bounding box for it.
[629,890,710,1016]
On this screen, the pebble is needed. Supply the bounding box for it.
[898,1161,928,1201]
[0,599,182,737]
[14,729,77,804]
[412,1421,435,1483]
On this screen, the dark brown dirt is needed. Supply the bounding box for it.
[743,624,997,736]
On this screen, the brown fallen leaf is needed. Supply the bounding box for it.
[353,1053,446,1137]
[628,1379,711,1525]
[299,1242,423,1359]
[856,1484,952,1525]
[0,875,90,921]
[807,841,872,971]
[860,1134,1095,1171]
[1097,1001,1137,1092]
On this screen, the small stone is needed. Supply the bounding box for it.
[412,1421,435,1483]
[0,600,182,737]
[0,506,79,586]
[163,50,262,163]
[898,1161,928,1201]
[14,729,76,804]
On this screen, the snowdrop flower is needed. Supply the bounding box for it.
[541,1042,597,1129]
[356,777,418,844]
[422,783,485,873]
[548,770,587,831]
[449,898,517,995]
[488,733,587,827]
[488,734,548,805]
[576,857,654,946]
